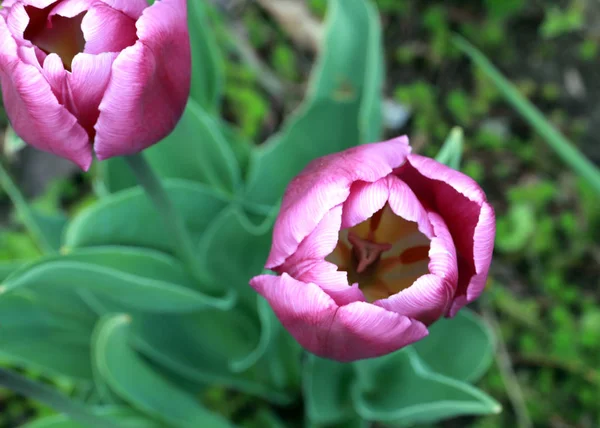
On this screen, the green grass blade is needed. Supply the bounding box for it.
[453,35,600,195]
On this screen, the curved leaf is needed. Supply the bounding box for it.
[65,180,230,253]
[144,100,240,192]
[0,293,94,380]
[188,0,224,113]
[304,355,355,425]
[245,0,384,207]
[22,407,162,428]
[131,310,293,404]
[352,348,501,426]
[2,259,226,312]
[412,308,495,383]
[92,315,231,427]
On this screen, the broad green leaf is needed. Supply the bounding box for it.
[0,259,25,281]
[304,355,355,425]
[92,315,231,427]
[308,0,381,107]
[453,35,600,195]
[188,0,224,113]
[196,207,275,305]
[2,256,226,313]
[30,210,68,252]
[311,0,383,142]
[132,310,293,404]
[352,348,501,426]
[245,100,360,206]
[144,100,240,192]
[98,158,137,194]
[65,179,230,254]
[245,0,384,207]
[0,293,94,380]
[412,309,495,383]
[22,407,162,428]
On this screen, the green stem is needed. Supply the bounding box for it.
[0,160,55,254]
[124,154,230,303]
[0,368,117,428]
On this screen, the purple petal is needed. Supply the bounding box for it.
[94,0,190,160]
[386,175,434,238]
[266,136,412,269]
[375,273,454,326]
[0,19,92,169]
[397,154,495,314]
[341,178,388,229]
[97,0,148,20]
[81,3,137,54]
[250,273,428,361]
[68,52,118,136]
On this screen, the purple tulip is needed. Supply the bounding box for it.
[0,0,190,170]
[250,137,496,361]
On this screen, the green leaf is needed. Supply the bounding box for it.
[412,309,495,383]
[352,348,501,426]
[0,292,94,381]
[29,210,68,252]
[97,158,137,194]
[99,101,240,194]
[453,35,600,195]
[22,407,162,428]
[245,100,360,206]
[92,315,232,427]
[435,127,464,170]
[0,259,26,281]
[131,309,293,404]
[188,0,224,113]
[245,0,384,207]
[65,179,231,254]
[2,248,228,312]
[144,100,240,193]
[304,355,355,425]
[197,206,275,305]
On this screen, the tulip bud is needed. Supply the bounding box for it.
[0,0,190,170]
[250,137,496,361]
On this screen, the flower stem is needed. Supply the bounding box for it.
[124,154,229,303]
[0,160,55,254]
[0,367,117,427]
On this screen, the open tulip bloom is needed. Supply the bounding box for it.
[0,0,190,170]
[251,137,495,361]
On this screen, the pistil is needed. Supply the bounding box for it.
[347,232,392,273]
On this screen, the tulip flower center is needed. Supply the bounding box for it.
[24,5,86,71]
[326,204,431,302]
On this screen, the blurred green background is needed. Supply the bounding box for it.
[1,0,599,427]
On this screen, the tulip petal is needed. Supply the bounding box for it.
[5,3,30,40]
[398,155,495,314]
[250,273,427,361]
[375,273,454,326]
[68,52,118,135]
[48,0,95,18]
[386,175,434,238]
[277,205,365,305]
[341,178,389,229]
[93,0,190,160]
[427,212,459,286]
[98,0,148,20]
[81,3,137,54]
[0,20,92,170]
[266,136,412,269]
